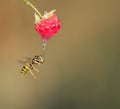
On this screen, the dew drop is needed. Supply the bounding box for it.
[42,39,47,50]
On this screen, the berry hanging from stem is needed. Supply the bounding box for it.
[23,0,60,51]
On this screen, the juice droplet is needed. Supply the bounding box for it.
[42,39,47,50]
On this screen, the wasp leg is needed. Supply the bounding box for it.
[33,66,39,72]
[29,69,37,79]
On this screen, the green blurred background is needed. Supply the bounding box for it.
[0,0,120,109]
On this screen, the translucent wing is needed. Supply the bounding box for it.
[17,56,32,65]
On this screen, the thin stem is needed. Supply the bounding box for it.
[24,0,43,19]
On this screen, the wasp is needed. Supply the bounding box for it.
[20,55,45,79]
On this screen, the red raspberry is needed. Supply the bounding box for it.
[34,11,60,40]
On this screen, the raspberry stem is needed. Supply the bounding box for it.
[24,0,43,19]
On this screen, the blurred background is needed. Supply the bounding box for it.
[0,0,120,109]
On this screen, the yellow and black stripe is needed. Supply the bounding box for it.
[21,65,29,75]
